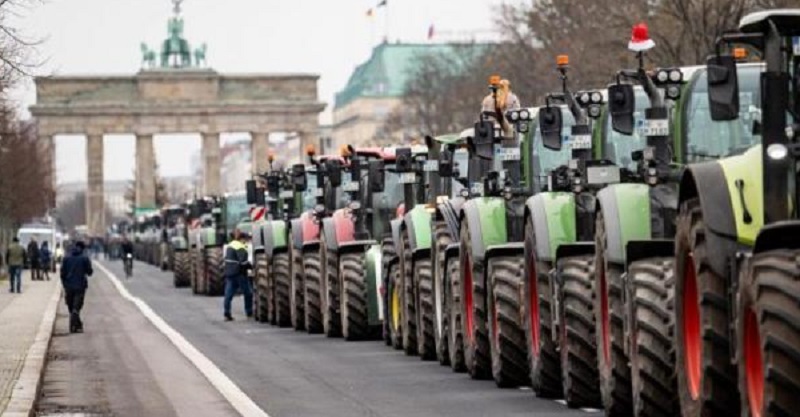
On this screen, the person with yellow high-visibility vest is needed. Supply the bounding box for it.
[223,229,252,321]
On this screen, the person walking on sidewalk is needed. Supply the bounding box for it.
[27,238,41,281]
[6,237,26,293]
[40,241,52,281]
[60,241,93,333]
[223,230,252,321]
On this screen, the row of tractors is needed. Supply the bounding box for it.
[153,12,796,417]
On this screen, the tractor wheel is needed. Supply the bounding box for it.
[416,256,436,360]
[190,249,200,294]
[382,239,397,346]
[432,220,452,366]
[675,198,739,417]
[322,236,342,338]
[558,255,601,408]
[488,255,530,388]
[461,224,491,380]
[274,252,292,327]
[290,245,306,331]
[205,247,224,296]
[340,251,370,341]
[173,251,190,287]
[523,218,561,397]
[303,249,324,334]
[446,252,466,372]
[737,249,800,417]
[400,231,418,355]
[594,210,632,414]
[389,256,403,350]
[255,253,273,323]
[196,249,208,294]
[627,257,678,417]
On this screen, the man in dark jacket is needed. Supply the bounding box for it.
[60,241,93,333]
[223,230,252,321]
[27,238,40,280]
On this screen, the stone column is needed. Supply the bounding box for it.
[201,132,221,196]
[85,134,105,236]
[135,134,156,210]
[251,132,270,174]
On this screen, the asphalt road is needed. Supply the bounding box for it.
[67,259,601,417]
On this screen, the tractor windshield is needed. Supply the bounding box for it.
[370,166,406,239]
[602,88,651,171]
[451,148,469,197]
[300,171,319,212]
[225,194,250,232]
[684,65,763,161]
[530,109,575,191]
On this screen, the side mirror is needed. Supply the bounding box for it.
[706,54,739,121]
[608,83,635,135]
[245,180,258,205]
[439,148,454,178]
[291,164,307,192]
[471,121,495,159]
[326,160,343,188]
[368,160,385,192]
[395,148,413,173]
[539,106,564,151]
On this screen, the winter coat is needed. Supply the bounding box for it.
[6,243,26,267]
[60,247,93,290]
[40,246,52,266]
[224,240,249,279]
[27,242,40,267]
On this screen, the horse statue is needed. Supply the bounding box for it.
[194,43,207,67]
[140,43,156,69]
[161,17,192,68]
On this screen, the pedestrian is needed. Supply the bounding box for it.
[6,237,26,293]
[54,242,64,265]
[27,238,40,281]
[40,241,52,281]
[223,230,252,321]
[60,240,93,333]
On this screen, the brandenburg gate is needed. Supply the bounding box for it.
[29,0,324,236]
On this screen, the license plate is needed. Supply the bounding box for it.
[570,135,592,150]
[343,182,360,192]
[423,160,439,172]
[279,190,294,199]
[637,119,670,136]
[498,148,521,161]
[399,172,416,184]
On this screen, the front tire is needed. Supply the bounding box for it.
[461,224,490,379]
[273,252,292,327]
[488,255,530,388]
[290,245,306,331]
[400,231,418,355]
[340,251,370,341]
[432,220,452,366]
[205,247,224,296]
[322,236,342,338]
[415,256,436,360]
[303,249,324,334]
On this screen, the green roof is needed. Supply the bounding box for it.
[334,42,486,110]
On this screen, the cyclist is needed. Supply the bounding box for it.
[120,236,134,278]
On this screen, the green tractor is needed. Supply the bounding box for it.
[674,11,800,417]
[168,204,192,287]
[159,205,185,272]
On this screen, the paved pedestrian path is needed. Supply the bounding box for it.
[0,271,60,414]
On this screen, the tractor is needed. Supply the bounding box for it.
[674,10,800,417]
[159,204,185,271]
[167,204,192,287]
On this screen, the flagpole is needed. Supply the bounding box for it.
[383,1,389,43]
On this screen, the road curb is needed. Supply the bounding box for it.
[3,282,62,417]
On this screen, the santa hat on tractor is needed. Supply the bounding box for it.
[628,22,655,52]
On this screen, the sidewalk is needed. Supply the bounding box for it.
[0,271,61,415]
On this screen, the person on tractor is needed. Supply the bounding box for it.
[223,229,253,321]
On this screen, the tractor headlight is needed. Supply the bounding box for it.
[507,110,519,122]
[580,93,590,105]
[656,70,669,83]
[669,69,682,82]
[588,105,602,119]
[767,143,788,161]
[591,92,602,104]
[666,85,681,100]
[519,109,531,121]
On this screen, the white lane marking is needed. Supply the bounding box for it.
[95,262,270,417]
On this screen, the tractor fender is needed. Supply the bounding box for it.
[331,208,355,246]
[251,220,267,252]
[555,242,595,264]
[170,236,188,251]
[389,218,403,255]
[337,240,377,255]
[302,239,321,254]
[436,196,465,239]
[268,220,288,254]
[321,217,339,252]
[365,244,383,324]
[289,219,304,251]
[200,227,219,248]
[299,211,321,244]
[403,204,433,255]
[625,240,674,267]
[524,192,577,263]
[461,197,508,264]
[485,242,524,262]
[679,160,747,277]
[596,183,652,265]
[753,220,800,254]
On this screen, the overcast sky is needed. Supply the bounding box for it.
[9,0,500,184]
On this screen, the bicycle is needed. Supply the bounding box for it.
[124,253,133,279]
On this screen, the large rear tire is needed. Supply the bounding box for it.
[593,210,632,415]
[523,218,561,397]
[627,257,678,417]
[303,249,324,334]
[737,249,800,417]
[290,245,306,331]
[559,255,601,408]
[416,257,436,360]
[389,258,403,350]
[173,251,190,287]
[399,231,418,355]
[274,252,292,327]
[255,253,272,323]
[675,198,739,417]
[322,236,342,338]
[340,251,370,341]
[488,255,530,388]
[190,248,201,294]
[461,224,490,379]
[382,239,396,346]
[432,220,452,366]
[206,247,224,296]
[446,252,466,372]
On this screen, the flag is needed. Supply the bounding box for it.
[377,0,387,7]
[427,24,435,40]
